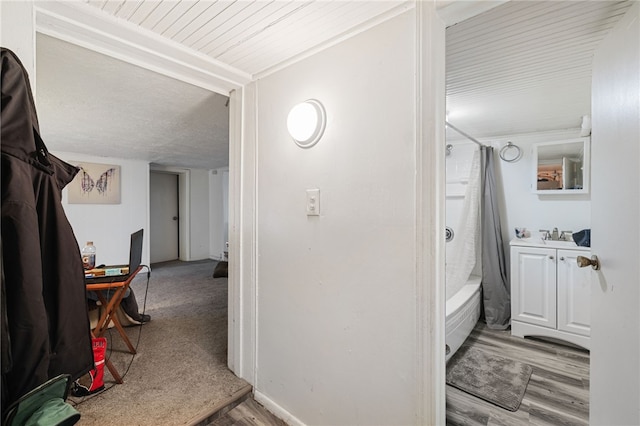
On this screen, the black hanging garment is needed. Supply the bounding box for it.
[1,47,94,410]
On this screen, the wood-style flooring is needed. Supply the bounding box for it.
[207,397,288,426]
[202,321,589,426]
[447,322,590,426]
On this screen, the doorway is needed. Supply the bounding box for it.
[443,1,635,423]
[150,171,180,264]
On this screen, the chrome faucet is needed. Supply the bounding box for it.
[540,228,573,241]
[539,229,551,240]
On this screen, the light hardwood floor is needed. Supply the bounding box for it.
[204,321,589,426]
[447,322,590,426]
[208,397,288,426]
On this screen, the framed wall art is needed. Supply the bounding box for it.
[68,161,121,204]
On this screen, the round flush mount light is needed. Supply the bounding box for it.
[287,99,326,148]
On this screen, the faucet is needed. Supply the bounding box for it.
[551,227,560,241]
[539,229,551,240]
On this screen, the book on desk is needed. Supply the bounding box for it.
[84,266,129,279]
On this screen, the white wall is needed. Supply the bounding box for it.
[56,151,220,266]
[209,167,228,260]
[55,152,151,266]
[254,11,418,425]
[189,168,211,260]
[0,2,35,85]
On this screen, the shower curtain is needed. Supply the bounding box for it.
[445,149,482,300]
[481,147,510,329]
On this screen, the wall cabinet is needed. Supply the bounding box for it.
[532,137,590,194]
[510,241,591,349]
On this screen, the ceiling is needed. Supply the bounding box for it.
[34,1,633,168]
[79,0,411,78]
[36,33,230,170]
[445,0,633,141]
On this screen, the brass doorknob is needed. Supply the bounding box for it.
[577,255,600,270]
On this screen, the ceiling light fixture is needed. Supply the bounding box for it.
[287,99,326,148]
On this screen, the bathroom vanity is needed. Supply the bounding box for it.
[510,237,591,349]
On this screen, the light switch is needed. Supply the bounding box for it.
[306,189,320,216]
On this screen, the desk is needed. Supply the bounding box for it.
[86,265,142,384]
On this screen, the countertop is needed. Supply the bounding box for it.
[509,237,590,251]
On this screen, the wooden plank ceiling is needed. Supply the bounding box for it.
[82,0,635,141]
[84,0,408,77]
[445,0,633,140]
[71,0,634,162]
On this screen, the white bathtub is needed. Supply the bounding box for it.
[445,275,482,363]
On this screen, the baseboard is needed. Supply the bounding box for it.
[186,383,253,426]
[253,389,306,426]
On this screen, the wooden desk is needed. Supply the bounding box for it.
[86,266,142,384]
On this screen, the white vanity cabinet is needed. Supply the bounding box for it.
[510,239,591,349]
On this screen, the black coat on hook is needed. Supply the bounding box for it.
[1,48,94,409]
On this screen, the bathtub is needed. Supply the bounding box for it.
[445,274,482,363]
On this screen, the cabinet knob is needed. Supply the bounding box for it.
[577,255,600,270]
[549,255,554,260]
[560,256,565,261]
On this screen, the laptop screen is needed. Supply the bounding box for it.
[129,229,143,273]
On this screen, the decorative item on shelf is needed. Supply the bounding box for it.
[287,99,326,148]
[515,227,528,239]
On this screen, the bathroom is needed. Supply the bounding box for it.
[443,1,633,422]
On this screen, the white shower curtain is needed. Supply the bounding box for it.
[446,148,482,300]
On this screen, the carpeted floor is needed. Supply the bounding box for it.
[70,259,249,426]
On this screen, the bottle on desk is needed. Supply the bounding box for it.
[82,241,96,270]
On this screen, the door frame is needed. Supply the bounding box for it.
[33,1,252,381]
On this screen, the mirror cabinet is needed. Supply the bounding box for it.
[532,137,590,194]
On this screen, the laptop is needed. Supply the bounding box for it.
[85,229,143,284]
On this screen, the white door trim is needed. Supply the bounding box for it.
[227,84,258,382]
[418,3,447,424]
[33,1,250,96]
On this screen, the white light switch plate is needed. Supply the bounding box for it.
[306,189,320,216]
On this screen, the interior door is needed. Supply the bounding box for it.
[590,3,640,424]
[150,171,179,263]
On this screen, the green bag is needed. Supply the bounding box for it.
[3,374,80,426]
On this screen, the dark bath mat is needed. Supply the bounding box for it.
[446,345,532,412]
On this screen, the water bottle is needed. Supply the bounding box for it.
[82,241,96,270]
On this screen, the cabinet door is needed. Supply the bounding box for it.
[557,249,591,336]
[511,246,557,328]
